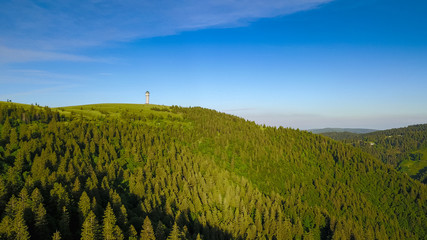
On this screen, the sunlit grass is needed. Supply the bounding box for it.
[398,147,427,177]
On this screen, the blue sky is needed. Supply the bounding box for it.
[1,0,427,129]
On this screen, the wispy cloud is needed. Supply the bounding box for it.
[0,0,331,54]
[0,46,104,63]
[0,68,86,105]
[0,68,91,84]
[0,85,78,100]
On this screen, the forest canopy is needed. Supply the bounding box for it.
[0,102,426,240]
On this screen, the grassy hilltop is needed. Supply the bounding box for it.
[0,101,426,240]
[59,103,180,119]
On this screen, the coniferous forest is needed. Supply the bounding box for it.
[0,102,426,240]
[321,125,427,183]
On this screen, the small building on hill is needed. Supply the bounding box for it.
[145,91,150,104]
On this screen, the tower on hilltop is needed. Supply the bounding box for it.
[145,91,150,104]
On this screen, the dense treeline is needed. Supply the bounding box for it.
[179,107,427,238]
[0,103,426,239]
[328,124,427,183]
[343,124,427,166]
[318,132,359,141]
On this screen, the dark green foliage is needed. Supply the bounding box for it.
[34,203,49,239]
[0,102,426,240]
[319,131,359,140]
[155,221,167,240]
[59,206,72,240]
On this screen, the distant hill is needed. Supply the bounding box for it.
[340,124,427,183]
[309,128,378,134]
[0,102,426,239]
[318,131,360,140]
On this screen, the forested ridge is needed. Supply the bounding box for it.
[0,102,426,240]
[323,124,427,183]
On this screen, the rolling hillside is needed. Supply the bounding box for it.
[338,124,427,183]
[0,102,426,239]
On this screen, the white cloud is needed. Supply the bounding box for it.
[0,0,332,53]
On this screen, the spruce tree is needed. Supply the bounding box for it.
[59,206,71,240]
[103,203,122,240]
[114,225,124,240]
[140,216,156,240]
[79,191,92,222]
[128,225,138,240]
[34,203,49,239]
[30,188,44,209]
[81,211,99,240]
[276,219,292,240]
[1,117,11,141]
[167,222,181,240]
[13,211,30,240]
[155,221,167,240]
[0,215,13,238]
[52,230,62,240]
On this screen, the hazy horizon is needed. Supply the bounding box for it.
[1,0,426,130]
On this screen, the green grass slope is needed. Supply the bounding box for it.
[56,103,181,120]
[398,147,427,182]
[0,102,426,240]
